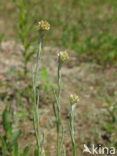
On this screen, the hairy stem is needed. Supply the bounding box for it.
[69,106,76,156]
[33,33,43,156]
[57,58,61,156]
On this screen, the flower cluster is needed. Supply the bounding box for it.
[58,51,69,63]
[69,94,79,105]
[37,20,50,32]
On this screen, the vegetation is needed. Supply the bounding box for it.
[13,0,36,75]
[0,0,117,156]
[2,0,117,64]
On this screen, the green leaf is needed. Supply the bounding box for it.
[9,130,22,147]
[41,67,48,82]
[40,66,50,92]
[21,144,32,156]
[34,146,39,156]
[18,112,24,117]
[105,97,111,105]
[12,142,19,156]
[0,33,5,43]
[103,123,114,132]
[25,48,36,63]
[2,109,12,133]
[0,136,7,156]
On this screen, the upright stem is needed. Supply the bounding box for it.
[73,144,76,156]
[57,58,61,107]
[70,106,76,156]
[24,61,28,82]
[57,58,61,156]
[34,34,43,86]
[24,63,27,76]
[33,33,43,156]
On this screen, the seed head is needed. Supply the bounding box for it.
[69,94,79,105]
[58,51,69,63]
[37,20,50,32]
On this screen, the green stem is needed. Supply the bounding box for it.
[57,120,60,156]
[57,58,61,109]
[24,61,28,78]
[69,106,76,156]
[57,58,61,156]
[73,144,76,156]
[33,33,43,156]
[34,34,43,86]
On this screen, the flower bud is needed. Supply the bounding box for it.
[58,51,69,63]
[69,94,79,105]
[37,20,50,32]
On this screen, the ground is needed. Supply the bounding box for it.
[0,40,117,156]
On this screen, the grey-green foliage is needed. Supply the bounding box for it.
[32,33,46,156]
[52,56,65,156]
[68,105,77,156]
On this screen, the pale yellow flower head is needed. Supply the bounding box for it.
[58,51,69,63]
[69,94,79,105]
[37,20,50,32]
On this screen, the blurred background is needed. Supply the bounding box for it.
[0,0,117,155]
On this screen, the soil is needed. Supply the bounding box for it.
[0,40,117,156]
